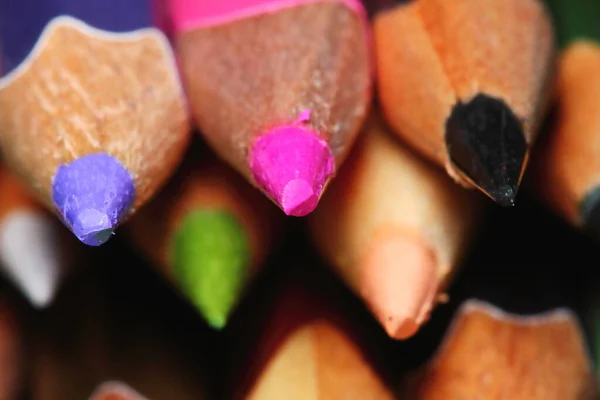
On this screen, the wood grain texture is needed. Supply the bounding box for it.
[241,288,393,400]
[127,154,281,281]
[309,114,482,336]
[404,300,598,400]
[176,1,371,180]
[375,0,554,185]
[533,41,600,224]
[247,322,393,400]
[0,19,190,212]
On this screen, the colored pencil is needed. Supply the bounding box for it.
[586,291,600,379]
[403,300,597,399]
[0,297,23,400]
[237,284,394,400]
[0,0,190,246]
[582,260,600,380]
[531,0,600,239]
[127,151,281,329]
[374,0,554,206]
[0,164,79,308]
[32,260,211,400]
[89,382,150,400]
[167,0,372,216]
[309,114,483,340]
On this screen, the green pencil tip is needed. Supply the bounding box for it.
[170,210,250,330]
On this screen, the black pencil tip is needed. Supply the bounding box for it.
[580,187,600,241]
[445,94,527,207]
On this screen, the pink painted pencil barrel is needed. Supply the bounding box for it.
[167,0,373,216]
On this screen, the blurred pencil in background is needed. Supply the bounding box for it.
[233,272,394,400]
[168,0,372,216]
[585,284,600,382]
[310,114,483,340]
[402,299,597,399]
[0,164,80,308]
[32,254,212,400]
[127,148,282,329]
[0,286,25,400]
[532,0,600,240]
[0,0,190,246]
[89,382,150,400]
[374,0,554,205]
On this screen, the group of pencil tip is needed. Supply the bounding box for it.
[0,0,599,397]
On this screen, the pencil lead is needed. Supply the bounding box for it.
[580,187,600,241]
[171,210,250,329]
[360,233,439,339]
[52,153,135,246]
[250,126,335,217]
[445,94,527,207]
[0,212,61,308]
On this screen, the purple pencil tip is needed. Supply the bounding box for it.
[52,153,135,246]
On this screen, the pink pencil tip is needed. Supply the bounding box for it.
[250,125,335,217]
[281,179,318,216]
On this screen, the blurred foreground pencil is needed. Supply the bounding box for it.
[0,0,190,246]
[89,382,150,400]
[531,0,600,239]
[168,0,372,216]
[128,153,281,329]
[374,0,554,206]
[586,292,600,379]
[0,295,23,400]
[403,300,597,399]
[33,263,210,400]
[237,284,393,400]
[0,165,78,308]
[310,115,483,340]
[583,265,600,379]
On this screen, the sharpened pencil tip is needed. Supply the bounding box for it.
[580,187,600,242]
[171,210,250,330]
[72,208,113,246]
[250,125,335,217]
[281,179,318,216]
[359,233,439,340]
[52,153,135,246]
[0,211,62,308]
[445,94,526,207]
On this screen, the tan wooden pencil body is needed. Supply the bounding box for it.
[240,286,394,400]
[0,14,190,246]
[533,41,600,239]
[374,0,554,205]
[404,300,598,399]
[0,165,79,308]
[172,0,372,216]
[127,154,281,329]
[310,115,483,340]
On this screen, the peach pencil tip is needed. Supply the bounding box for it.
[360,233,439,339]
[250,122,334,217]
